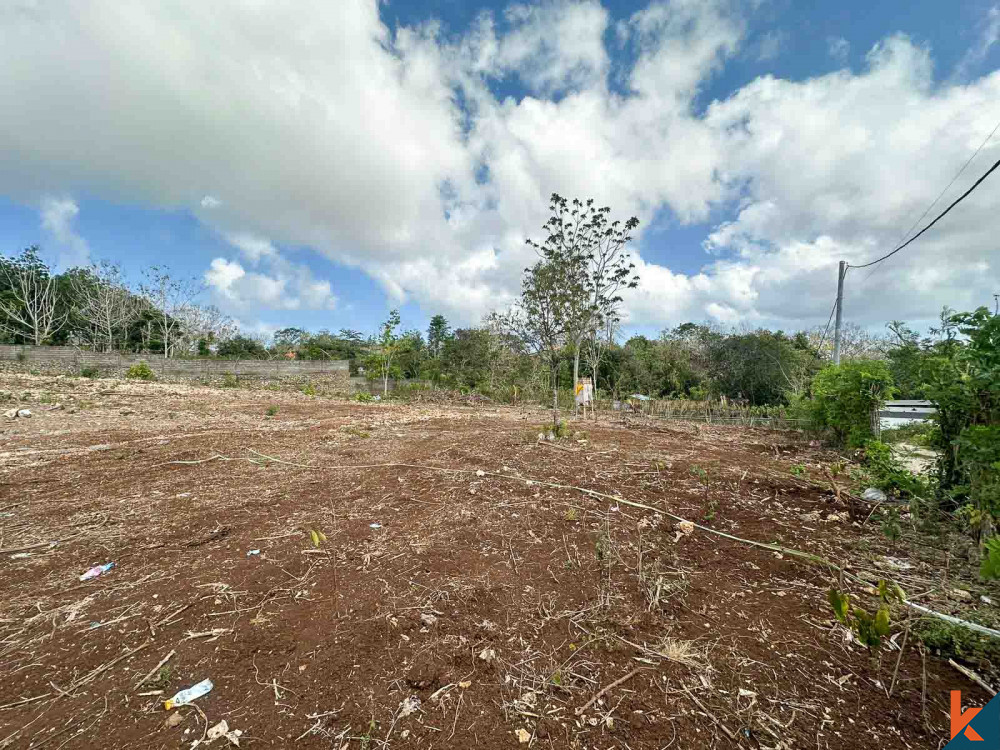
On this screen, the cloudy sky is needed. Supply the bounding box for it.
[1,0,998,337]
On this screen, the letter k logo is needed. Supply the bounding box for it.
[952,691,984,741]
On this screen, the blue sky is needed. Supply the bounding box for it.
[1,0,998,339]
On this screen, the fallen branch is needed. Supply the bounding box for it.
[0,693,51,711]
[135,649,176,689]
[683,687,738,743]
[575,667,647,716]
[949,658,997,697]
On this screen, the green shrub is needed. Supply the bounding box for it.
[300,382,318,396]
[125,361,155,380]
[810,360,894,447]
[265,405,279,417]
[862,440,928,499]
[221,372,239,388]
[355,391,374,403]
[80,366,100,379]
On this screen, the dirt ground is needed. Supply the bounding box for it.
[0,375,994,749]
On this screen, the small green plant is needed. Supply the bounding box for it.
[149,664,172,689]
[880,506,901,544]
[828,579,903,651]
[221,372,239,388]
[340,425,370,439]
[790,464,806,477]
[981,538,1000,581]
[300,382,318,396]
[80,366,100,379]
[265,405,279,417]
[125,361,154,380]
[355,391,374,403]
[564,507,579,522]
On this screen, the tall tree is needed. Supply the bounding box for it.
[69,260,138,352]
[365,309,402,396]
[515,254,585,428]
[139,266,203,358]
[0,247,67,345]
[527,194,639,413]
[427,314,451,357]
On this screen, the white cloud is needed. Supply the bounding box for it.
[827,36,850,63]
[3,1,1000,332]
[39,196,90,267]
[756,30,784,62]
[206,234,337,312]
[954,5,1000,80]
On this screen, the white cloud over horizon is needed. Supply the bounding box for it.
[38,197,90,268]
[2,0,999,333]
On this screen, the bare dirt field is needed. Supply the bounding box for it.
[0,375,990,749]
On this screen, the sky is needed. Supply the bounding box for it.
[1,0,999,340]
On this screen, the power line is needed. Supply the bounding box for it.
[862,115,1000,282]
[814,294,839,353]
[849,154,1000,270]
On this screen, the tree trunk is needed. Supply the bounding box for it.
[572,344,580,417]
[383,369,388,397]
[551,363,559,430]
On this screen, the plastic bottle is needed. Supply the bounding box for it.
[79,562,115,581]
[164,679,214,710]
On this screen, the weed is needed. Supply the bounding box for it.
[790,464,806,477]
[340,425,370,439]
[265,405,279,417]
[39,392,55,404]
[880,506,901,544]
[916,613,1000,665]
[355,391,374,403]
[300,382,318,396]
[564,507,579,522]
[126,362,155,380]
[149,664,172,689]
[80,366,100,379]
[221,372,239,388]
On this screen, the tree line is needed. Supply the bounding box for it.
[0,246,232,356]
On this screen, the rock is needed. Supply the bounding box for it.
[398,695,421,718]
[420,612,438,626]
[952,588,973,601]
[478,647,496,663]
[677,520,695,536]
[799,511,821,522]
[3,408,17,419]
[862,487,887,503]
[475,469,485,477]
[164,712,186,728]
[515,728,531,744]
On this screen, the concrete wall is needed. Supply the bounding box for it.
[0,345,349,384]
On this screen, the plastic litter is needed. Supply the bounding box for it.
[862,487,887,503]
[79,562,115,581]
[369,523,382,529]
[246,549,260,557]
[16,409,32,418]
[164,678,214,710]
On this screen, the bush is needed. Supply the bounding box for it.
[355,391,374,403]
[300,382,318,396]
[862,440,928,499]
[265,405,279,417]
[810,360,894,447]
[221,373,239,388]
[125,361,155,380]
[80,366,100,379]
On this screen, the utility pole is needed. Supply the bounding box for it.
[994,293,999,316]
[833,261,846,365]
